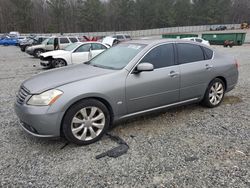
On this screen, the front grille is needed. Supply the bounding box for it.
[16,86,30,104]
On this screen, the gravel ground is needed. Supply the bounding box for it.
[0,43,249,187]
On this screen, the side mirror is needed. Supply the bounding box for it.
[135,63,154,73]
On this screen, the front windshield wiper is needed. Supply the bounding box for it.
[92,64,117,70]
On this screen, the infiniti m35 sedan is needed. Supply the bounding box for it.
[15,39,239,145]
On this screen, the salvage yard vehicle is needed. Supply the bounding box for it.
[26,36,79,58]
[15,39,239,145]
[182,37,210,46]
[112,34,132,41]
[0,37,18,46]
[40,42,109,68]
[19,36,47,52]
[210,25,227,31]
[102,36,120,46]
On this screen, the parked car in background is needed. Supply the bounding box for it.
[102,36,120,46]
[20,36,47,52]
[182,37,210,46]
[0,37,18,46]
[26,36,79,58]
[15,39,238,145]
[40,42,109,68]
[210,26,227,31]
[112,34,132,42]
[9,31,20,38]
[17,36,27,46]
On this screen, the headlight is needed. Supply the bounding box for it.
[27,89,63,106]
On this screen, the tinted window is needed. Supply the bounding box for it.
[203,47,214,60]
[69,37,78,43]
[140,44,175,69]
[59,38,69,44]
[92,43,107,50]
[75,44,91,52]
[115,35,124,40]
[125,35,131,39]
[177,43,204,64]
[195,38,203,43]
[47,38,54,45]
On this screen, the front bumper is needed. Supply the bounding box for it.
[14,101,63,138]
[40,60,51,67]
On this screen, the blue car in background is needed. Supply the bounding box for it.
[0,37,18,46]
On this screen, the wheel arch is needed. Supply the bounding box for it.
[215,76,227,91]
[53,57,68,66]
[60,96,114,137]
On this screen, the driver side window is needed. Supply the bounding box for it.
[140,44,175,69]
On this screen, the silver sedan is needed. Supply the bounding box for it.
[15,39,239,145]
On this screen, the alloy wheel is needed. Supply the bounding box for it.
[71,106,105,141]
[209,82,224,105]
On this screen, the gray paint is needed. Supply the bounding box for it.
[14,39,239,137]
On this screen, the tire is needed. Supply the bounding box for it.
[34,49,44,58]
[201,78,225,108]
[52,58,67,68]
[62,99,110,145]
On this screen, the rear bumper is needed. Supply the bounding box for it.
[25,48,34,56]
[14,101,63,138]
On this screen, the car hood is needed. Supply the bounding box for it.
[102,37,116,46]
[22,64,115,94]
[41,50,69,58]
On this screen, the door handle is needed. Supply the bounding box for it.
[169,71,179,77]
[205,64,213,70]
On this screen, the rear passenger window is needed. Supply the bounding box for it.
[60,38,70,44]
[177,43,204,64]
[91,43,107,50]
[202,47,214,60]
[69,37,78,43]
[75,44,91,52]
[140,44,175,69]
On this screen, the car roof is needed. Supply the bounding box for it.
[123,39,213,50]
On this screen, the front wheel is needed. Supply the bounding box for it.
[62,99,110,145]
[201,78,225,108]
[52,59,67,68]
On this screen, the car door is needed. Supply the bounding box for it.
[126,43,180,114]
[45,38,54,51]
[91,43,108,59]
[177,43,214,101]
[71,43,91,64]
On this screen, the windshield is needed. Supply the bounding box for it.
[64,42,80,51]
[89,43,145,70]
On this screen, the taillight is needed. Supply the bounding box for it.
[235,59,239,69]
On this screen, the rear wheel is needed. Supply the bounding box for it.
[52,58,67,68]
[62,99,110,145]
[202,78,225,108]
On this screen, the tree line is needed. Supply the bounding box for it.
[0,0,249,33]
